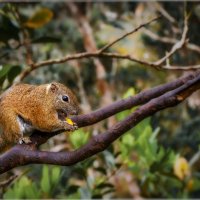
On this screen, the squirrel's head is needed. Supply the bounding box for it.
[46,82,80,120]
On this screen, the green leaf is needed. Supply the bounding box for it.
[0,65,21,86]
[40,165,51,194]
[133,117,151,138]
[121,133,135,147]
[0,15,19,43]
[122,87,135,99]
[7,65,22,83]
[116,87,136,121]
[24,8,53,29]
[24,183,39,199]
[150,127,160,143]
[51,166,61,187]
[69,129,89,148]
[116,109,132,121]
[103,150,115,168]
[0,65,12,80]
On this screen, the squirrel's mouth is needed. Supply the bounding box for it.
[57,109,68,121]
[57,108,78,121]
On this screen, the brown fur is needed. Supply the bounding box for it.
[0,82,79,152]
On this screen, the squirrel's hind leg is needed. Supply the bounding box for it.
[16,115,33,144]
[18,136,32,144]
[2,113,33,145]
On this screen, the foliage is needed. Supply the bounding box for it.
[0,2,200,199]
[24,8,53,29]
[69,129,90,149]
[3,165,61,199]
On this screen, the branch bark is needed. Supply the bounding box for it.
[1,70,200,174]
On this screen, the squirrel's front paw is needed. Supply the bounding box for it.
[64,118,78,132]
[63,122,78,132]
[18,137,32,144]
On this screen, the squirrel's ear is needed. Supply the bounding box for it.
[46,83,58,94]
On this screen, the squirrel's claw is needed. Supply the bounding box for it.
[63,122,78,132]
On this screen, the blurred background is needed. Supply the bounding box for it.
[0,2,200,199]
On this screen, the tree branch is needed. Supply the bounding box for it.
[143,28,200,54]
[153,12,189,66]
[98,15,161,53]
[1,70,200,174]
[16,11,199,83]
[28,70,200,147]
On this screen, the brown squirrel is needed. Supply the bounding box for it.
[0,82,79,152]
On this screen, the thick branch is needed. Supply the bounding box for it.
[73,71,199,127]
[0,71,200,174]
[28,70,199,147]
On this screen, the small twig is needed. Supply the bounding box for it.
[154,2,176,24]
[154,13,189,66]
[152,2,182,35]
[189,149,200,167]
[99,15,161,53]
[163,64,200,70]
[143,28,200,54]
[0,174,17,188]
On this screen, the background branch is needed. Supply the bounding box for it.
[143,28,200,54]
[153,12,188,66]
[98,15,161,53]
[67,2,114,120]
[16,11,199,83]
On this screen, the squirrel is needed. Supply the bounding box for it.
[0,82,79,152]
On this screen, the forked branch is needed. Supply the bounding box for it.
[1,70,200,174]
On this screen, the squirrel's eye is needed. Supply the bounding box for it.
[62,95,69,102]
